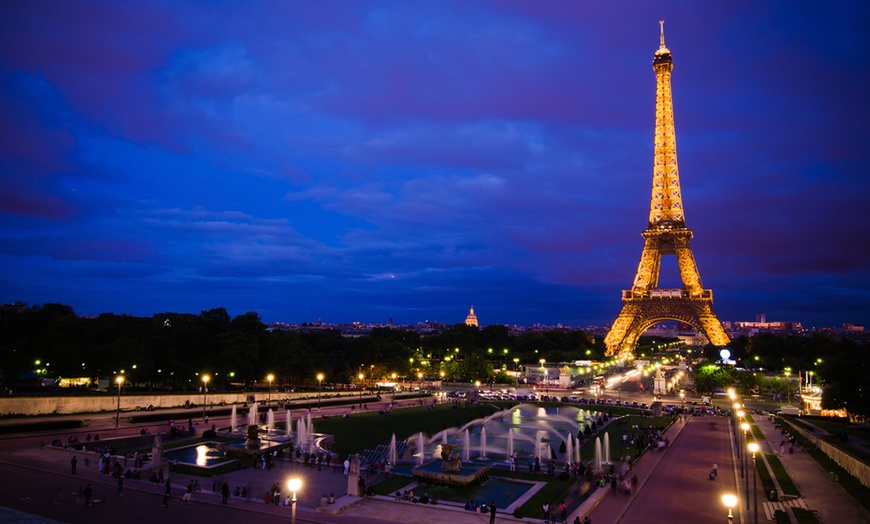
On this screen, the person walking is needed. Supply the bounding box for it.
[70,456,77,474]
[712,463,718,478]
[182,481,193,503]
[489,500,497,524]
[83,483,92,506]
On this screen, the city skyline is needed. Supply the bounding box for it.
[2,3,869,329]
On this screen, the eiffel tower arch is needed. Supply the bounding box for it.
[604,22,729,357]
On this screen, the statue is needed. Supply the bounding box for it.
[439,444,461,472]
[245,424,261,449]
[443,451,462,472]
[440,444,455,462]
[151,434,164,464]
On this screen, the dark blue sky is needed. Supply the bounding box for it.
[1,2,868,328]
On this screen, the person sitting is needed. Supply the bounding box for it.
[419,493,430,504]
[328,492,335,504]
[320,494,328,507]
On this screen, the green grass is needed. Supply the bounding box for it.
[757,454,776,495]
[792,507,820,524]
[313,403,502,459]
[765,453,800,496]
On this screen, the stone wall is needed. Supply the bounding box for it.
[0,392,261,416]
[785,418,870,488]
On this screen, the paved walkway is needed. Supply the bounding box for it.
[754,415,869,524]
[583,414,744,524]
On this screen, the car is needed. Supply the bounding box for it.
[631,401,639,407]
[568,396,580,403]
[640,403,648,409]
[596,398,605,405]
[605,399,614,406]
[560,396,570,403]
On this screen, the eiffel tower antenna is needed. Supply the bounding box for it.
[604,23,729,357]
[659,20,666,48]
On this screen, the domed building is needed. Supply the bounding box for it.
[465,306,478,327]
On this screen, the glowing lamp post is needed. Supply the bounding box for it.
[417,372,423,392]
[358,372,365,409]
[741,422,750,482]
[202,375,210,419]
[316,373,324,410]
[115,375,124,429]
[748,442,760,524]
[288,477,302,524]
[722,493,737,524]
[267,374,274,406]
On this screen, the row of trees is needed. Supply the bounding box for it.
[0,303,600,391]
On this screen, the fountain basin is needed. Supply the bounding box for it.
[412,460,492,486]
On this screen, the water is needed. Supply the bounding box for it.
[406,478,531,507]
[163,442,228,467]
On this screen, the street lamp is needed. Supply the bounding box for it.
[417,372,423,392]
[722,493,737,524]
[288,477,302,524]
[748,442,760,524]
[267,374,274,407]
[202,375,210,419]
[115,375,124,429]
[784,368,792,404]
[358,372,365,409]
[316,373,324,410]
[741,422,750,504]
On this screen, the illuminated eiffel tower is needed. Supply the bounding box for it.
[604,21,729,356]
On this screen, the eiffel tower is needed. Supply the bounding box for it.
[604,21,729,357]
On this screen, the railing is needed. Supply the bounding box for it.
[622,289,712,300]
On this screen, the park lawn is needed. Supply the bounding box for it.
[313,403,502,459]
[765,453,800,496]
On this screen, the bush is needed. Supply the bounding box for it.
[202,429,216,439]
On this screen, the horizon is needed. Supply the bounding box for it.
[2,3,869,329]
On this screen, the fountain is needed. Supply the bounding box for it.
[507,430,514,458]
[249,403,259,427]
[297,418,307,450]
[566,433,573,464]
[604,432,611,465]
[231,405,238,432]
[417,432,425,465]
[266,409,275,433]
[411,441,492,486]
[389,433,397,465]
[594,437,602,471]
[285,411,291,437]
[480,427,487,458]
[463,429,471,461]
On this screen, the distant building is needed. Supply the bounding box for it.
[465,306,478,327]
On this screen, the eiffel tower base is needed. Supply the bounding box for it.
[604,293,729,356]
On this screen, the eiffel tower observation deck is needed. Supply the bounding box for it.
[604,21,730,357]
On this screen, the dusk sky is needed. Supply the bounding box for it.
[2,2,869,329]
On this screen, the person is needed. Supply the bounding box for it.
[344,458,350,475]
[83,483,92,506]
[542,502,550,523]
[328,492,336,504]
[489,500,497,524]
[117,476,124,496]
[712,463,718,477]
[320,494,328,506]
[560,501,567,524]
[183,481,193,503]
[583,516,592,524]
[574,517,582,524]
[221,480,230,504]
[70,455,77,474]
